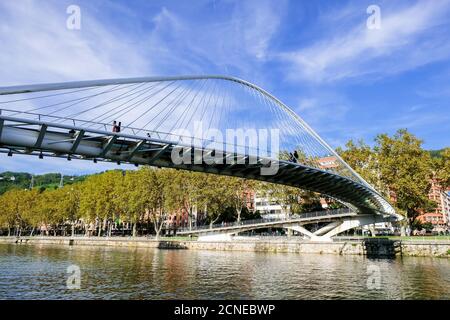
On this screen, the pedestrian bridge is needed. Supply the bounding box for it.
[0,75,402,240]
[177,208,397,241]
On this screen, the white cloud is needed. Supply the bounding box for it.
[0,0,152,86]
[144,0,286,82]
[280,0,450,83]
[231,0,285,60]
[298,98,317,111]
[295,92,351,129]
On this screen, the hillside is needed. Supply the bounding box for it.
[0,172,86,194]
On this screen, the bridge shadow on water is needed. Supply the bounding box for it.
[362,238,402,258]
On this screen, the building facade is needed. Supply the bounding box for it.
[254,194,286,218]
[417,178,448,229]
[442,190,450,226]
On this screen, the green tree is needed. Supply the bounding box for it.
[199,174,234,228]
[434,148,450,189]
[79,171,123,236]
[164,170,205,230]
[421,222,433,232]
[227,177,257,222]
[126,167,167,238]
[0,189,23,236]
[375,129,434,227]
[337,139,383,192]
[114,170,140,237]
[58,185,81,236]
[260,183,303,217]
[30,188,65,236]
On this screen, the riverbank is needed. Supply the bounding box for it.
[1,236,449,258]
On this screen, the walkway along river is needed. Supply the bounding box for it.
[1,236,449,257]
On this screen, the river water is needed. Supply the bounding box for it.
[0,243,449,300]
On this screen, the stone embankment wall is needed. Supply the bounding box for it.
[0,236,448,258]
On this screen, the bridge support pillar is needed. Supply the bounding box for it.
[316,214,387,240]
[313,221,342,236]
[285,224,312,238]
[285,215,390,242]
[284,224,324,241]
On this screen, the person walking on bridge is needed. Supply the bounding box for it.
[112,121,122,133]
[289,152,297,163]
[112,120,118,132]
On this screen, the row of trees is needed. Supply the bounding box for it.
[337,129,450,227]
[0,167,320,238]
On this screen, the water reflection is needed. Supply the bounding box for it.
[0,244,448,300]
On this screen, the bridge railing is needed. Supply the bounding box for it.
[0,109,369,187]
[0,108,276,158]
[177,208,354,233]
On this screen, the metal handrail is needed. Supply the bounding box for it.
[0,111,375,186]
[177,208,354,233]
[0,108,276,157]
[0,109,371,184]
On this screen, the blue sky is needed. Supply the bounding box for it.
[0,0,449,174]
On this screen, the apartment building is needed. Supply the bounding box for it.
[417,178,448,229]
